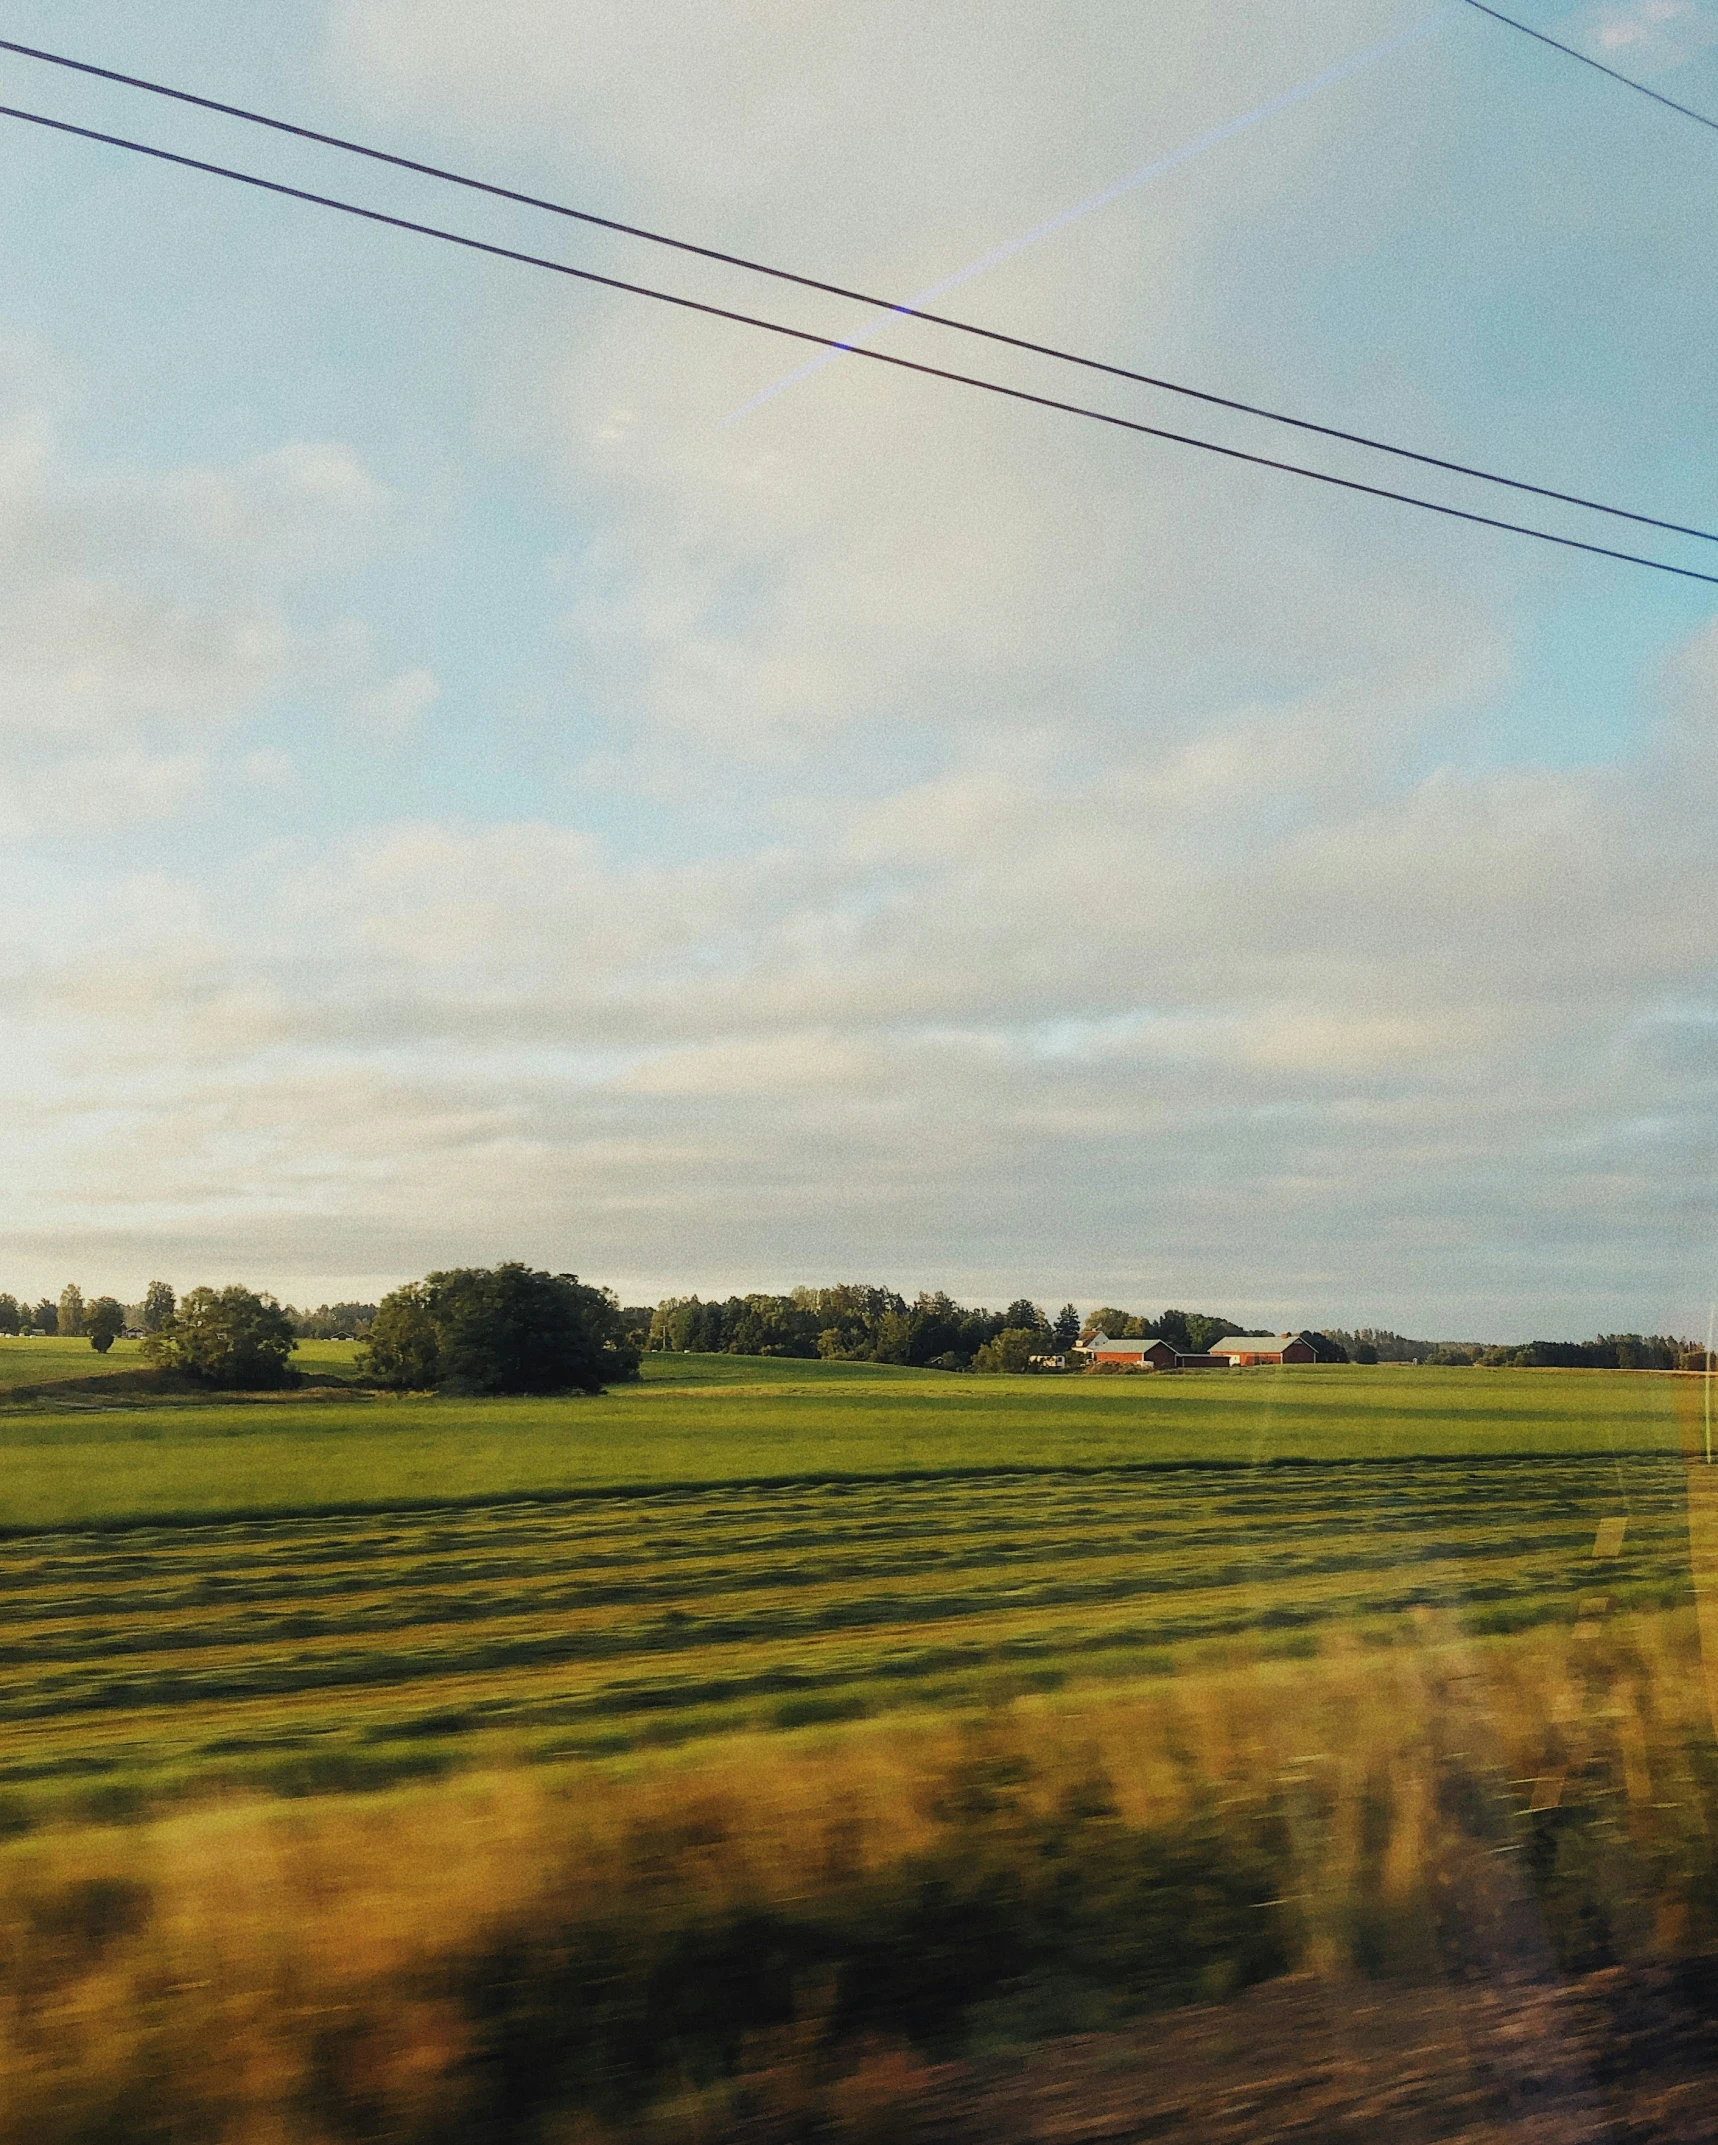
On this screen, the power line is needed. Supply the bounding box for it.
[0,34,1712,551]
[1458,0,1718,135]
[0,97,1714,590]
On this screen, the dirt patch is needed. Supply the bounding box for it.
[888,1965,1718,2143]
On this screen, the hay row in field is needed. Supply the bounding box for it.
[0,1455,1690,1816]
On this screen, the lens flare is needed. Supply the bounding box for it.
[724,16,1440,425]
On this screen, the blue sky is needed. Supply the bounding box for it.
[3,0,1718,1336]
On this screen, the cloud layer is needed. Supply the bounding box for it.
[3,0,1717,1334]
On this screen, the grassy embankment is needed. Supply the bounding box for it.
[4,1349,1717,2139]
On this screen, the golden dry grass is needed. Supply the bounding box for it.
[4,1602,1715,2144]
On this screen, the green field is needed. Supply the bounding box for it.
[0,1347,1698,1816]
[0,1344,1689,1531]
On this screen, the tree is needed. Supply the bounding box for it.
[1052,1304,1081,1350]
[144,1286,297,1388]
[361,1283,442,1390]
[1169,1310,1245,1353]
[870,1305,917,1364]
[0,1294,18,1337]
[973,1327,1042,1374]
[32,1299,56,1337]
[1084,1307,1147,1340]
[142,1281,176,1335]
[901,1291,981,1367]
[363,1264,633,1396]
[86,1297,126,1354]
[57,1284,86,1339]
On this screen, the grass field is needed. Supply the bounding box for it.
[0,1349,1699,1814]
[6,1348,1718,2141]
[0,1343,1689,1531]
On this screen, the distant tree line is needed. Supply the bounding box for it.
[636,1293,1346,1372]
[0,1266,627,1397]
[284,1302,378,1340]
[0,1284,129,1350]
[1079,1307,1269,1352]
[640,1297,1708,1374]
[0,1271,1706,1384]
[0,1285,373,1349]
[1316,1328,1700,1369]
[1319,1327,1432,1364]
[1433,1334,1699,1371]
[643,1287,1087,1372]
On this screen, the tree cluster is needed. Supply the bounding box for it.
[645,1288,1084,1372]
[142,1285,297,1388]
[284,1302,379,1340]
[363,1265,638,1395]
[1078,1307,1263,1352]
[0,1293,58,1338]
[1320,1327,1435,1364]
[0,1285,129,1350]
[1431,1333,1697,1371]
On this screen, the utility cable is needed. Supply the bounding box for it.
[0,32,1712,550]
[0,97,1714,588]
[1458,0,1718,136]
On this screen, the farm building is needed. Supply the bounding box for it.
[1078,1330,1324,1371]
[1209,1333,1319,1366]
[1082,1335,1180,1370]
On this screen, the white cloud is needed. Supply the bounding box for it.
[0,576,290,742]
[242,749,298,786]
[0,406,390,821]
[10,636,1717,1323]
[350,666,440,737]
[1564,0,1718,71]
[0,750,208,837]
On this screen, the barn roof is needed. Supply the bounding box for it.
[1211,1333,1298,1352]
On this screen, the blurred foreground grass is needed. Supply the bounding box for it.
[7,1605,1718,2142]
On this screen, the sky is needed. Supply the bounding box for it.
[3,0,1718,1337]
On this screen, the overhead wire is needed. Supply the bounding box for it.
[0,100,1712,586]
[0,32,1712,551]
[1457,0,1718,136]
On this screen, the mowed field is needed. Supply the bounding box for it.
[9,1345,1718,2142]
[0,1343,1701,1816]
[0,1340,1690,1525]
